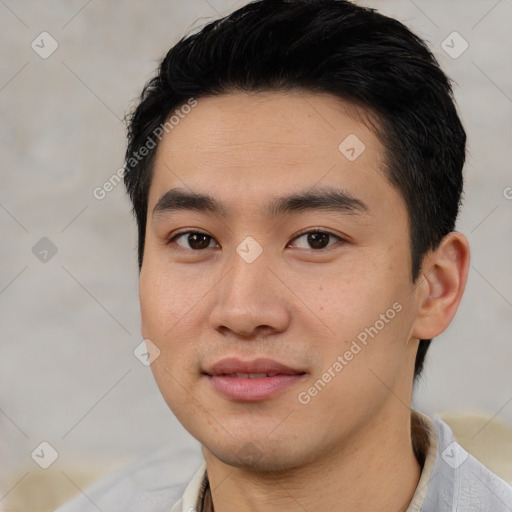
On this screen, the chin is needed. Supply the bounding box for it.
[202,438,315,475]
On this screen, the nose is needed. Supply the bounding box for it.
[208,243,291,339]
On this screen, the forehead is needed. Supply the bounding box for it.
[149,91,397,216]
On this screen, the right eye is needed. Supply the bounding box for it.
[167,231,219,251]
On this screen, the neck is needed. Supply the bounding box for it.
[202,407,422,512]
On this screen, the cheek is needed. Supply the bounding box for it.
[139,259,199,338]
[296,309,410,430]
[303,256,403,334]
[139,261,208,384]
[300,257,411,385]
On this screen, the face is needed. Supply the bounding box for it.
[139,91,423,473]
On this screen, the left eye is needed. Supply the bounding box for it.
[288,230,342,250]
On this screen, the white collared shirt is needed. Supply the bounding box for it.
[55,411,512,512]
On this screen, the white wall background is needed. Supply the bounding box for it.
[1,0,511,506]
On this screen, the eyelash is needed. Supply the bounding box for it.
[166,228,345,251]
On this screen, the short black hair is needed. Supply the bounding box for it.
[124,0,466,381]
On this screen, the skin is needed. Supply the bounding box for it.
[139,90,470,512]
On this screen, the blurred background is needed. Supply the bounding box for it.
[1,0,511,510]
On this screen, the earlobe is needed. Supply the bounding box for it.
[411,232,470,340]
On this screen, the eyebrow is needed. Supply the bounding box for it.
[152,186,369,219]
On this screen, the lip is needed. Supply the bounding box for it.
[204,357,305,376]
[203,357,307,402]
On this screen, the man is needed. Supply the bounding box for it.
[57,0,512,510]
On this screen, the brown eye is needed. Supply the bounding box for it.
[289,230,342,250]
[171,231,217,250]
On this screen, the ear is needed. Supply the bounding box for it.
[411,232,470,340]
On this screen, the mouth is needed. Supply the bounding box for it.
[212,372,298,378]
[203,357,307,401]
[204,357,306,376]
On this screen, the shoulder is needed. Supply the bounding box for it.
[426,415,512,511]
[54,445,204,512]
